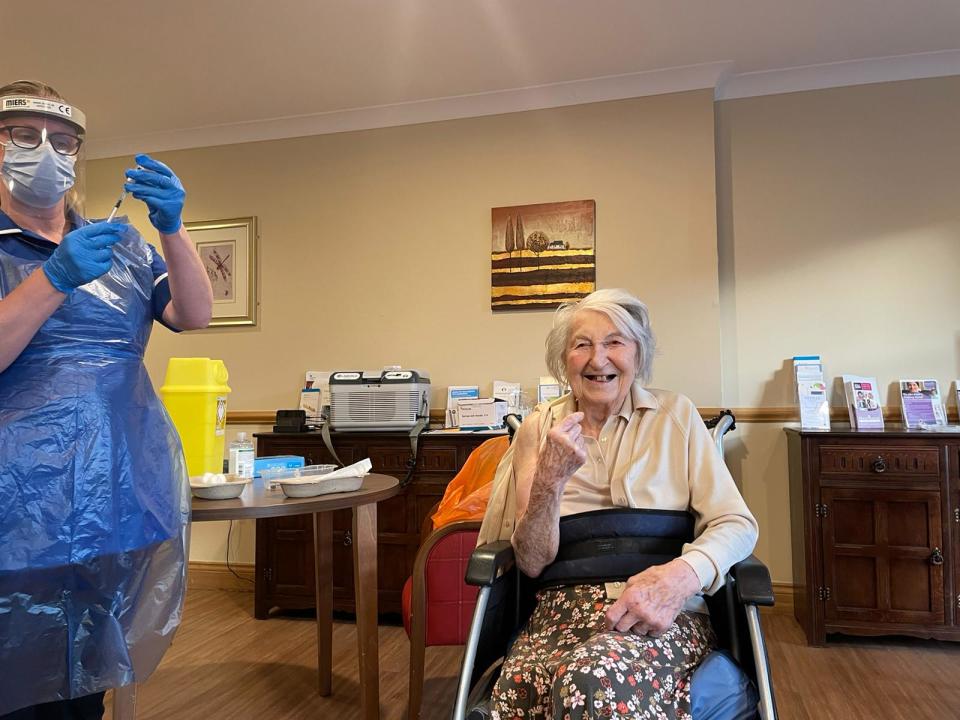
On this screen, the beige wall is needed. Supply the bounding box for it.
[86,90,722,413]
[716,76,960,410]
[86,91,724,567]
[716,76,960,583]
[85,77,960,584]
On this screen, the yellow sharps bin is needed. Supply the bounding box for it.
[159,358,231,476]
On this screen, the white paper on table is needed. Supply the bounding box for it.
[277,458,373,485]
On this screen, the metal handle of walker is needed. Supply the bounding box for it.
[504,413,522,438]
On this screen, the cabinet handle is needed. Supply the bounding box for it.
[343,530,352,547]
[930,547,944,566]
[870,456,887,474]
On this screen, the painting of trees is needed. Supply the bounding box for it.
[526,230,549,269]
[491,199,595,311]
[504,215,515,271]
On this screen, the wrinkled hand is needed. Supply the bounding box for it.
[534,412,587,491]
[605,558,701,637]
[125,153,185,234]
[43,222,124,293]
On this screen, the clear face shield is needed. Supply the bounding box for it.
[0,95,87,218]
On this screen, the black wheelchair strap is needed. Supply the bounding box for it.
[553,536,685,562]
[531,509,695,592]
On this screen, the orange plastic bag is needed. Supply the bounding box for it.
[430,435,510,530]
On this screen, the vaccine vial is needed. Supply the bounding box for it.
[228,432,255,478]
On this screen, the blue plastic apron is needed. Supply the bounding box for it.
[0,220,189,714]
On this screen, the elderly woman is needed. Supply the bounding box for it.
[479,288,758,720]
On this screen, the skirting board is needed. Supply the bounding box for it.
[768,582,794,616]
[188,561,255,592]
[186,561,796,615]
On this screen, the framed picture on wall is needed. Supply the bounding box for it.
[185,216,258,327]
[491,199,596,312]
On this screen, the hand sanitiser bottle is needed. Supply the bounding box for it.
[228,432,255,478]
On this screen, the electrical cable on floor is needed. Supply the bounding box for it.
[226,520,254,584]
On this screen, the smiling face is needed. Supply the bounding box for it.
[565,309,638,418]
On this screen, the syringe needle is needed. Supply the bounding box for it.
[106,189,128,223]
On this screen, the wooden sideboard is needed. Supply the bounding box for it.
[785,426,960,645]
[252,429,501,618]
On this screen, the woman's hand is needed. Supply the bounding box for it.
[125,153,185,234]
[511,412,588,577]
[533,411,587,492]
[604,558,701,636]
[43,222,125,293]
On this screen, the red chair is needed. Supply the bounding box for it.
[402,508,481,720]
[402,435,509,720]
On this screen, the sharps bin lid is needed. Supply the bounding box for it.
[159,357,231,394]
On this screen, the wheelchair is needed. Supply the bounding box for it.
[451,411,778,720]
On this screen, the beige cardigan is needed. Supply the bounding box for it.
[477,383,758,595]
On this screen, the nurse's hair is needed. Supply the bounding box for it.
[0,79,67,102]
[544,288,656,387]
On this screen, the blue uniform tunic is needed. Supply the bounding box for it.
[0,211,190,714]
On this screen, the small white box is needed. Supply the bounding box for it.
[446,385,480,427]
[538,375,562,403]
[299,388,322,420]
[493,380,522,413]
[457,398,508,428]
[305,370,332,408]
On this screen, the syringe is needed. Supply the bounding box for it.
[105,189,128,223]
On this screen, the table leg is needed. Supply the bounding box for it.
[313,511,334,696]
[353,502,379,720]
[112,684,137,720]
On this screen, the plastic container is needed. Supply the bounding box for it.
[261,464,336,487]
[159,358,231,477]
[261,464,360,498]
[229,432,255,478]
[253,454,305,478]
[189,475,252,500]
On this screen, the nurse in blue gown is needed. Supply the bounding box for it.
[0,80,213,719]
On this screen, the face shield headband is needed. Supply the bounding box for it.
[0,95,86,134]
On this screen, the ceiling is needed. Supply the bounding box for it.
[4,0,960,158]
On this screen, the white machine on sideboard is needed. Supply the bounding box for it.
[329,369,430,431]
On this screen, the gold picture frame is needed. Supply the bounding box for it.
[185,216,258,327]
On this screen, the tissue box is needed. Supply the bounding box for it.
[457,398,508,429]
[253,455,305,478]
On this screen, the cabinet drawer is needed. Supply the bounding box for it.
[367,445,414,472]
[417,446,458,472]
[819,446,940,478]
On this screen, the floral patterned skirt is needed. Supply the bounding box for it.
[490,584,716,720]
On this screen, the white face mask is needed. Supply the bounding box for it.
[1,142,76,208]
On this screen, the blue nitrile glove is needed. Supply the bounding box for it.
[42,222,125,293]
[124,153,185,234]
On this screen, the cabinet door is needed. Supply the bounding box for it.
[953,485,960,625]
[822,487,945,625]
[261,515,316,603]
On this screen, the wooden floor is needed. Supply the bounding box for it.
[105,589,960,719]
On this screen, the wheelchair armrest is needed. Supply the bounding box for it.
[729,554,775,607]
[465,541,515,587]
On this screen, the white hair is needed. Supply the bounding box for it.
[544,289,656,386]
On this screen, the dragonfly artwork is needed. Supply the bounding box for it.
[199,243,235,300]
